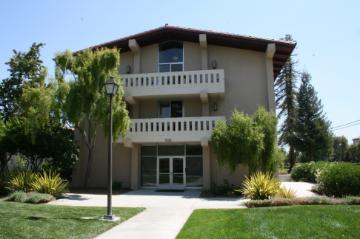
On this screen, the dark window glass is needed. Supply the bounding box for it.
[159,102,171,118]
[159,41,183,63]
[171,64,183,72]
[171,101,183,118]
[159,64,170,72]
[186,156,203,186]
[186,145,202,155]
[141,146,157,156]
[141,156,157,186]
[159,101,182,118]
[158,145,185,156]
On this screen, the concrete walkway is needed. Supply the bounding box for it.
[50,190,246,239]
[50,178,317,239]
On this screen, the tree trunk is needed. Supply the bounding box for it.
[288,146,296,173]
[83,119,95,189]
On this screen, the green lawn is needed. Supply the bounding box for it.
[0,201,143,239]
[177,205,360,239]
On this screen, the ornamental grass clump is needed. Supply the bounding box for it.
[31,171,68,197]
[241,172,280,200]
[7,171,37,192]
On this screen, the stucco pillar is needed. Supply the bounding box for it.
[199,34,208,70]
[130,144,140,190]
[202,139,211,190]
[265,43,276,111]
[200,91,209,116]
[129,39,141,74]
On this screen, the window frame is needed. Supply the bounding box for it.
[158,41,184,73]
[158,100,184,118]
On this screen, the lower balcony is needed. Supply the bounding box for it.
[120,116,225,144]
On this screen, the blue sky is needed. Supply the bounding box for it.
[0,0,359,142]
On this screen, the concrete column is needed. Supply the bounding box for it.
[130,144,140,190]
[199,34,208,70]
[129,39,141,74]
[200,91,209,116]
[265,43,276,111]
[201,139,211,190]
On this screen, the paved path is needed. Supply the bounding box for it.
[50,179,317,239]
[50,190,246,239]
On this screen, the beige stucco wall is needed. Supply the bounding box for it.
[207,45,268,117]
[71,127,132,189]
[135,96,202,119]
[209,144,249,187]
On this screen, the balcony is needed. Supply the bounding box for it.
[120,116,225,144]
[122,69,225,99]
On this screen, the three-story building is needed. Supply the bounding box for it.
[71,26,295,190]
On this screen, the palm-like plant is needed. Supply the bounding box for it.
[241,172,280,200]
[31,171,68,197]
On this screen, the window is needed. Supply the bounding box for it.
[159,101,183,118]
[159,41,183,72]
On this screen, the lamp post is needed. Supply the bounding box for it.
[103,78,119,221]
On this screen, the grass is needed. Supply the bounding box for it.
[0,201,143,239]
[177,205,360,239]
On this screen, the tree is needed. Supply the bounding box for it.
[331,136,348,161]
[211,107,277,173]
[294,72,333,162]
[0,43,46,121]
[345,143,360,163]
[55,48,130,188]
[274,35,298,172]
[0,43,79,179]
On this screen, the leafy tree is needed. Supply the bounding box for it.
[252,107,277,172]
[0,43,78,179]
[294,72,333,162]
[212,107,277,173]
[331,136,348,161]
[345,143,360,163]
[275,35,298,172]
[0,43,46,121]
[55,48,130,188]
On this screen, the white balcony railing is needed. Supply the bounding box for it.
[122,69,225,98]
[120,116,225,143]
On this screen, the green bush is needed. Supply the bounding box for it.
[291,161,329,182]
[112,181,122,191]
[241,172,280,200]
[245,196,360,208]
[7,191,54,203]
[7,171,37,192]
[31,171,68,197]
[317,163,360,197]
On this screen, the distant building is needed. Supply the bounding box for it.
[353,137,360,145]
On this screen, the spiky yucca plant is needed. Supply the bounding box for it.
[31,171,68,197]
[241,172,280,200]
[276,187,296,199]
[7,171,37,192]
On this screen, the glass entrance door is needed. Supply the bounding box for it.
[157,156,185,188]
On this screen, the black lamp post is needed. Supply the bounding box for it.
[103,78,119,221]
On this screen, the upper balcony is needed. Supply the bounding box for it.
[122,69,225,99]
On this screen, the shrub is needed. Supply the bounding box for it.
[210,179,237,196]
[112,181,122,191]
[31,171,68,197]
[7,191,54,203]
[245,196,360,208]
[317,163,360,197]
[291,161,329,182]
[7,171,37,192]
[275,187,296,199]
[241,172,280,200]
